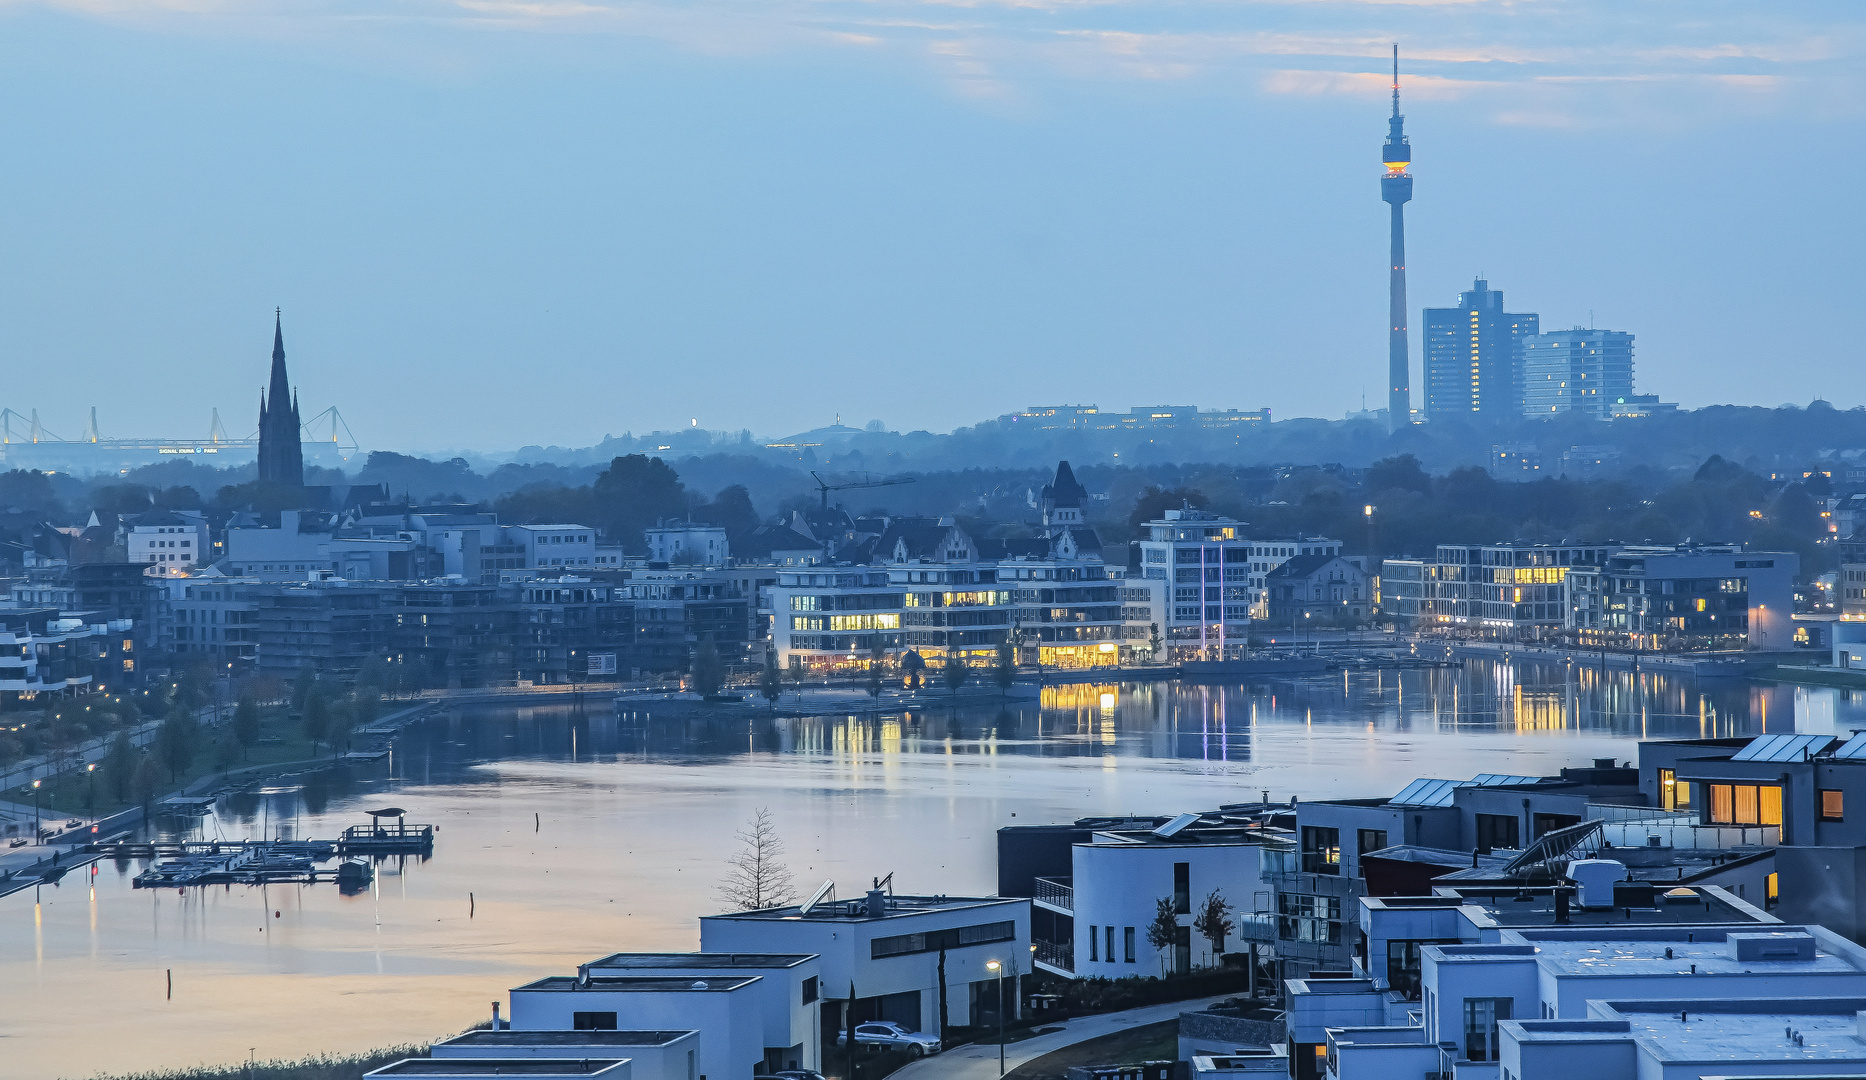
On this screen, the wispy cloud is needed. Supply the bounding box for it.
[3,0,1858,124]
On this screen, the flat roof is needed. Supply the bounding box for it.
[435,1031,693,1048]
[515,975,760,993]
[582,952,813,971]
[705,894,1021,923]
[1521,941,1858,980]
[1606,998,1866,1063]
[367,1062,627,1077]
[1430,886,1770,928]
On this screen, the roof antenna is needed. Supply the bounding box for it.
[1391,42,1401,118]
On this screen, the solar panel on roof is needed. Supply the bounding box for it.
[1835,733,1866,760]
[1470,774,1544,787]
[1731,733,1833,762]
[1153,812,1201,839]
[1390,778,1460,807]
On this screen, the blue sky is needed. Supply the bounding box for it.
[0,0,1859,451]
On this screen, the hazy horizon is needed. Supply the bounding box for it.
[0,1,1859,453]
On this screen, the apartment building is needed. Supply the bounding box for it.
[1568,543,1799,651]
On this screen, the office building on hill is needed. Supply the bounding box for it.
[1520,328,1635,419]
[1423,278,1539,418]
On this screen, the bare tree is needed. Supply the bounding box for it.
[716,807,799,910]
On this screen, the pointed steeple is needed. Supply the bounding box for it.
[257,309,306,488]
[268,309,292,417]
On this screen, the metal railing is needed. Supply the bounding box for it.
[1034,939,1074,973]
[1033,876,1074,913]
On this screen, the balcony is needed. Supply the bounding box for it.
[1033,939,1074,975]
[1033,876,1073,914]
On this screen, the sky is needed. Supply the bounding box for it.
[0,0,1860,453]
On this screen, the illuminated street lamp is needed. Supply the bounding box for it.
[30,779,41,842]
[985,959,1005,1075]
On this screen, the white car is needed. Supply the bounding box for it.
[837,1021,942,1055]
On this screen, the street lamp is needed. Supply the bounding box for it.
[30,779,41,842]
[86,763,96,814]
[985,959,1005,1075]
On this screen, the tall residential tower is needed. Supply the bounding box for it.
[1381,45,1413,433]
[257,311,304,488]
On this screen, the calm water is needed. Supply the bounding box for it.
[4,660,1863,1079]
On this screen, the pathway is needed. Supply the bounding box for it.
[888,994,1236,1080]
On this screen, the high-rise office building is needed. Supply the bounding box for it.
[1380,45,1413,433]
[1520,328,1635,419]
[1423,278,1538,418]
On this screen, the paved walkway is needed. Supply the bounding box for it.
[889,994,1235,1080]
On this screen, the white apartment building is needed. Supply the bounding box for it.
[128,513,209,576]
[509,974,764,1080]
[701,890,1030,1039]
[508,524,596,569]
[1031,812,1285,982]
[1133,508,1256,660]
[645,524,729,567]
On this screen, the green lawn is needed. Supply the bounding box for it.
[13,706,341,823]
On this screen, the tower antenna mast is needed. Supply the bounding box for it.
[1381,43,1415,434]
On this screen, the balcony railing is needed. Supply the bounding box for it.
[1034,939,1074,973]
[1033,876,1074,913]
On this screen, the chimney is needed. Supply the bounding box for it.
[866,888,887,917]
[491,1001,502,1031]
[1554,888,1570,925]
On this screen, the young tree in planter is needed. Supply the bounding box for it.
[232,695,262,761]
[1192,888,1235,968]
[1145,896,1180,977]
[942,653,970,696]
[760,651,782,710]
[993,640,1016,697]
[1148,622,1163,661]
[865,646,885,711]
[690,641,726,698]
[158,707,199,782]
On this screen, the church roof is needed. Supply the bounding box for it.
[1040,460,1087,509]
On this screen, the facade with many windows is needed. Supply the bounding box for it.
[1390,542,1616,640]
[1134,508,1255,660]
[1567,543,1799,651]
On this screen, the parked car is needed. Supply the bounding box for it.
[835,1021,941,1055]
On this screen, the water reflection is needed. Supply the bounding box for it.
[5,660,1866,1080]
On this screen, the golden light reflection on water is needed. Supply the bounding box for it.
[1,663,1858,1079]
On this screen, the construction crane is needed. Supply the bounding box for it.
[811,471,915,510]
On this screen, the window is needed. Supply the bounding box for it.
[1387,940,1455,1001]
[1475,814,1520,854]
[871,920,1016,958]
[1707,783,1783,826]
[1822,790,1845,822]
[1173,863,1190,913]
[1300,826,1341,875]
[1766,871,1779,909]
[802,976,818,1004]
[1124,926,1135,963]
[1088,926,1098,962]
[1659,768,1693,810]
[1357,829,1388,857]
[1462,998,1511,1061]
[573,1012,617,1030]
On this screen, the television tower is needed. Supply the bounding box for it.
[1381,44,1414,432]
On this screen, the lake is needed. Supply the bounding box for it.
[3,659,1860,1079]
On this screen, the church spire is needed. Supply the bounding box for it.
[257,309,305,488]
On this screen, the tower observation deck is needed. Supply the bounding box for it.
[1381,44,1414,433]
